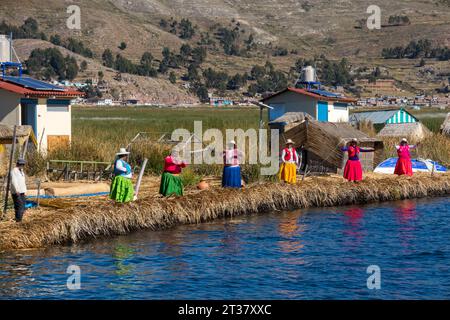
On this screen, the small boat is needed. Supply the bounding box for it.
[374,158,447,174]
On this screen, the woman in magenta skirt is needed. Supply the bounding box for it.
[394,138,418,176]
[340,138,375,182]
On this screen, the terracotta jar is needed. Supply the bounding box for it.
[197,179,209,190]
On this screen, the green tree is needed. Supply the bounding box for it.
[119,42,127,50]
[65,56,79,80]
[102,49,115,68]
[169,71,177,84]
[178,18,195,39]
[50,34,62,46]
[192,46,207,65]
[80,60,88,72]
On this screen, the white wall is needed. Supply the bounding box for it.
[328,102,349,122]
[0,90,21,125]
[265,91,317,121]
[35,100,71,153]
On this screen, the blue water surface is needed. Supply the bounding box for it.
[0,197,449,299]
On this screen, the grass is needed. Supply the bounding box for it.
[24,106,450,180]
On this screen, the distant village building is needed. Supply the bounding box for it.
[262,87,356,122]
[349,108,418,126]
[355,79,397,92]
[126,99,139,105]
[210,97,234,107]
[350,108,431,140]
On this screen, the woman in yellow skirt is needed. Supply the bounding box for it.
[278,139,300,184]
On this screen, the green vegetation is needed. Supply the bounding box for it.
[382,39,450,60]
[119,42,127,50]
[159,17,196,40]
[25,107,450,182]
[31,107,261,177]
[0,18,46,40]
[26,48,79,80]
[388,15,410,25]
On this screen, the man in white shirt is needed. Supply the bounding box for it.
[11,158,27,222]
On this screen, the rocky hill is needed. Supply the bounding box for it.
[1,0,450,101]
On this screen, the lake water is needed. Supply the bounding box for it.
[0,197,449,300]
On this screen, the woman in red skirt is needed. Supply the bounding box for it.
[394,138,417,176]
[340,138,375,182]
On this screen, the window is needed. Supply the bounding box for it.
[47,105,69,112]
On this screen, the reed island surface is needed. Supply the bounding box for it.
[0,172,449,252]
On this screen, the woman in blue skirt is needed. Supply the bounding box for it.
[222,140,243,188]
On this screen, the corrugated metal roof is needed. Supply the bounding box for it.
[350,109,399,124]
[262,87,357,103]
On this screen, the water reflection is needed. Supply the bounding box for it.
[394,200,418,252]
[395,200,417,224]
[220,222,241,255]
[113,245,136,276]
[277,212,306,267]
[342,208,366,248]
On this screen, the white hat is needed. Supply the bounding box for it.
[351,138,358,142]
[116,147,130,156]
[228,140,236,145]
[401,138,408,142]
[285,139,295,145]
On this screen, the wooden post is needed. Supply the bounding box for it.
[2,125,17,218]
[259,106,263,129]
[134,158,148,200]
[36,179,41,207]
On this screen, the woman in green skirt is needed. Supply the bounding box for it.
[110,148,134,203]
[159,150,187,197]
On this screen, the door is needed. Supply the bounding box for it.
[20,103,37,136]
[317,101,328,122]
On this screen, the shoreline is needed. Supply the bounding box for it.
[0,174,449,252]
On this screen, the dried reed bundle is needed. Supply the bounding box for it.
[0,174,448,251]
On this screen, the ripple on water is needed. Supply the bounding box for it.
[0,197,449,299]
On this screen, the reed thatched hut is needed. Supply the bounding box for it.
[269,113,384,174]
[377,122,431,140]
[441,113,450,137]
[0,124,33,176]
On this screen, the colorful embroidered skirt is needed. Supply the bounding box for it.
[343,159,363,181]
[159,172,184,196]
[394,157,413,176]
[110,175,134,203]
[222,166,242,188]
[278,162,297,184]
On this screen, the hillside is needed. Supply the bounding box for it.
[1,0,450,101]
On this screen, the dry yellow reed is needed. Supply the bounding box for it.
[0,173,449,252]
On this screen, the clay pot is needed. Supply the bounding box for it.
[197,179,209,190]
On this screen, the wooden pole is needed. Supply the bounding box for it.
[36,179,41,207]
[2,125,17,218]
[259,106,263,129]
[134,158,148,200]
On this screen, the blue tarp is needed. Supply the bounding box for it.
[375,158,447,174]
